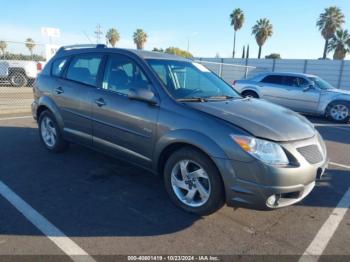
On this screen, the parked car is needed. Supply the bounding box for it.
[233,72,350,123]
[32,45,328,215]
[0,60,44,87]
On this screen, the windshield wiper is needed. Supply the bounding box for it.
[205,95,238,101]
[177,97,208,102]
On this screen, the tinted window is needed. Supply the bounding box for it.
[66,54,103,86]
[52,57,68,77]
[284,76,309,87]
[102,54,150,95]
[261,75,283,85]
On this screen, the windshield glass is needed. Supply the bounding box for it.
[146,59,240,100]
[308,76,334,90]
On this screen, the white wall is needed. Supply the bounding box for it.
[197,58,350,90]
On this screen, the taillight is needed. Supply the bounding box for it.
[37,63,42,71]
[232,80,236,86]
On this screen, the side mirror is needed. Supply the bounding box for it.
[303,81,315,92]
[128,87,158,105]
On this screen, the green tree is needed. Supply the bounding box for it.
[164,47,193,59]
[230,8,245,58]
[252,18,273,59]
[106,28,120,47]
[0,40,7,57]
[265,53,281,59]
[152,47,164,52]
[328,29,350,60]
[25,38,35,58]
[133,29,148,50]
[317,6,345,59]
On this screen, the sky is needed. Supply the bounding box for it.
[1,0,350,59]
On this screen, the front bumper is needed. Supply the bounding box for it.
[214,135,328,210]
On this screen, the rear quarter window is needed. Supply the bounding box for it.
[261,75,283,85]
[51,57,68,77]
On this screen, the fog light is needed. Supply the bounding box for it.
[266,194,280,207]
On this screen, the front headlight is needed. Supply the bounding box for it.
[231,135,289,166]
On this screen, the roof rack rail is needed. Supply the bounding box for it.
[56,44,107,54]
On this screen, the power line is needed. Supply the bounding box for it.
[94,24,103,44]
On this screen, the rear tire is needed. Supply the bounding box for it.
[242,90,259,98]
[326,101,350,123]
[164,147,225,216]
[10,72,28,87]
[38,110,69,153]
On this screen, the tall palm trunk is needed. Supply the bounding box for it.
[232,30,236,58]
[258,45,262,59]
[323,39,329,59]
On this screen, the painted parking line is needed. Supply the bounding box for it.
[0,180,96,262]
[329,162,350,170]
[299,187,350,261]
[0,116,32,121]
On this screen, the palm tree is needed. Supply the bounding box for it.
[0,41,7,57]
[317,6,345,59]
[25,38,36,58]
[252,18,273,59]
[328,29,350,60]
[106,28,120,47]
[230,8,245,58]
[133,29,148,50]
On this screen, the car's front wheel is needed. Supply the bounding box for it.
[164,147,225,215]
[38,110,68,152]
[327,102,350,123]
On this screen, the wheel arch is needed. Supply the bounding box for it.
[36,96,64,130]
[153,130,227,176]
[241,87,260,98]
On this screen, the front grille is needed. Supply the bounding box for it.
[297,144,323,164]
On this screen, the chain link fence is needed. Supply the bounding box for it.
[0,41,46,114]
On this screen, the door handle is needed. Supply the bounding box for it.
[54,87,64,94]
[95,98,106,107]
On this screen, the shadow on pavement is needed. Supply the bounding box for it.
[0,125,349,238]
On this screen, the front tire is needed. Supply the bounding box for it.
[164,147,225,216]
[38,110,68,153]
[326,102,350,123]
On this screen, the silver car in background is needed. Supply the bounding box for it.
[233,72,350,123]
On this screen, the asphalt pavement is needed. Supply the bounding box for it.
[0,114,349,261]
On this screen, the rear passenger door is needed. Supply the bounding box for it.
[52,53,104,145]
[91,53,159,167]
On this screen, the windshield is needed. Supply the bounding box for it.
[308,76,334,90]
[146,59,240,100]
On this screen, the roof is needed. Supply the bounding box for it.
[55,44,191,62]
[254,71,317,78]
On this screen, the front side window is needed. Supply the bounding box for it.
[66,53,103,86]
[102,54,150,95]
[52,57,68,77]
[283,76,309,87]
[147,59,240,100]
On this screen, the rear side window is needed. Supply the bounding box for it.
[261,75,283,85]
[66,53,103,86]
[51,58,68,77]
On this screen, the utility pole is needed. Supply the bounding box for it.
[94,24,103,44]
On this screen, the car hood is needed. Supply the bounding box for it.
[186,98,315,142]
[325,88,350,96]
